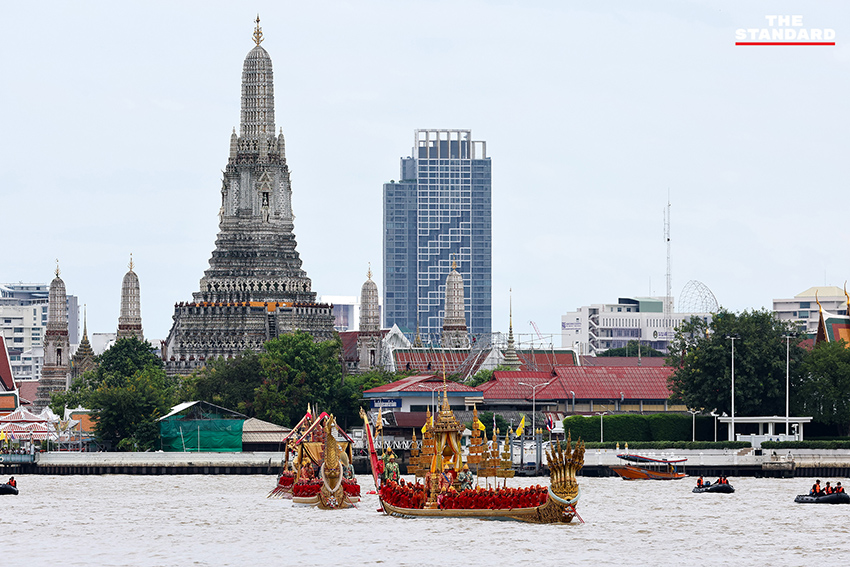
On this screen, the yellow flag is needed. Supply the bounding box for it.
[515,415,526,436]
[0,431,5,441]
[475,419,486,431]
[421,415,432,434]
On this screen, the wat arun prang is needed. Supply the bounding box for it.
[163,19,334,375]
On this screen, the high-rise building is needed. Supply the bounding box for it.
[383,129,491,343]
[163,19,334,374]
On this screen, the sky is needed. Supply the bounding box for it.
[2,1,849,345]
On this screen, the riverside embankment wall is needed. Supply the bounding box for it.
[1,452,286,476]
[3,449,850,477]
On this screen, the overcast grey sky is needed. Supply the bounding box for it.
[2,1,848,344]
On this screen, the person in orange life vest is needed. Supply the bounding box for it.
[697,476,704,488]
[835,482,845,494]
[7,477,15,488]
[824,482,833,495]
[810,480,822,496]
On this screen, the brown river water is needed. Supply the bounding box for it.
[2,474,848,566]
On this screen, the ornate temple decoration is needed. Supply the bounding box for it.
[441,260,470,349]
[71,307,97,381]
[34,262,71,411]
[163,19,334,374]
[117,254,144,341]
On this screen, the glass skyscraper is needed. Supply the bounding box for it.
[383,129,491,343]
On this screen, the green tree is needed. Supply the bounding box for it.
[178,351,263,416]
[666,309,805,416]
[50,337,174,450]
[258,331,350,427]
[88,366,175,450]
[799,340,850,436]
[598,340,665,357]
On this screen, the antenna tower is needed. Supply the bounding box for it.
[664,195,672,317]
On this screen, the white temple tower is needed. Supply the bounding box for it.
[441,262,470,349]
[117,255,144,341]
[357,266,381,372]
[34,263,71,411]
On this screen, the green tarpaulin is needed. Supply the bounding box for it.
[160,418,243,452]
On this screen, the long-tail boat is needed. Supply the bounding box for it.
[610,453,687,480]
[360,389,585,524]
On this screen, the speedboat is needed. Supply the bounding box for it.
[0,483,18,496]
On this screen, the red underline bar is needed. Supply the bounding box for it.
[736,42,835,46]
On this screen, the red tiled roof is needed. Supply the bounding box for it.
[579,356,668,367]
[392,350,470,374]
[393,411,429,428]
[15,381,39,406]
[477,371,556,400]
[339,331,359,362]
[516,350,577,372]
[0,337,14,392]
[365,374,481,394]
[544,366,674,400]
[340,330,390,363]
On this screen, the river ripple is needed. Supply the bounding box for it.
[2,474,849,566]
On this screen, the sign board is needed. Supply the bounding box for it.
[370,398,401,409]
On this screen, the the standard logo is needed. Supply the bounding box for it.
[735,15,835,46]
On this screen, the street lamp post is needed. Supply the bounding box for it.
[687,409,699,442]
[569,391,576,413]
[782,332,797,440]
[596,411,608,442]
[725,334,739,441]
[518,381,551,437]
[417,383,442,415]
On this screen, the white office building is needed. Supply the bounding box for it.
[561,296,712,355]
[773,286,847,335]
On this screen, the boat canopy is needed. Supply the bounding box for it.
[616,453,687,464]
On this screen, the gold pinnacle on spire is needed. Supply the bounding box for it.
[367,263,372,280]
[253,15,264,46]
[128,253,134,272]
[55,259,60,278]
[452,254,457,271]
[845,281,849,312]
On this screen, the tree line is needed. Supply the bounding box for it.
[667,308,850,436]
[51,331,398,451]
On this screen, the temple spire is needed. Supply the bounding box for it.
[503,288,522,370]
[253,15,263,46]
